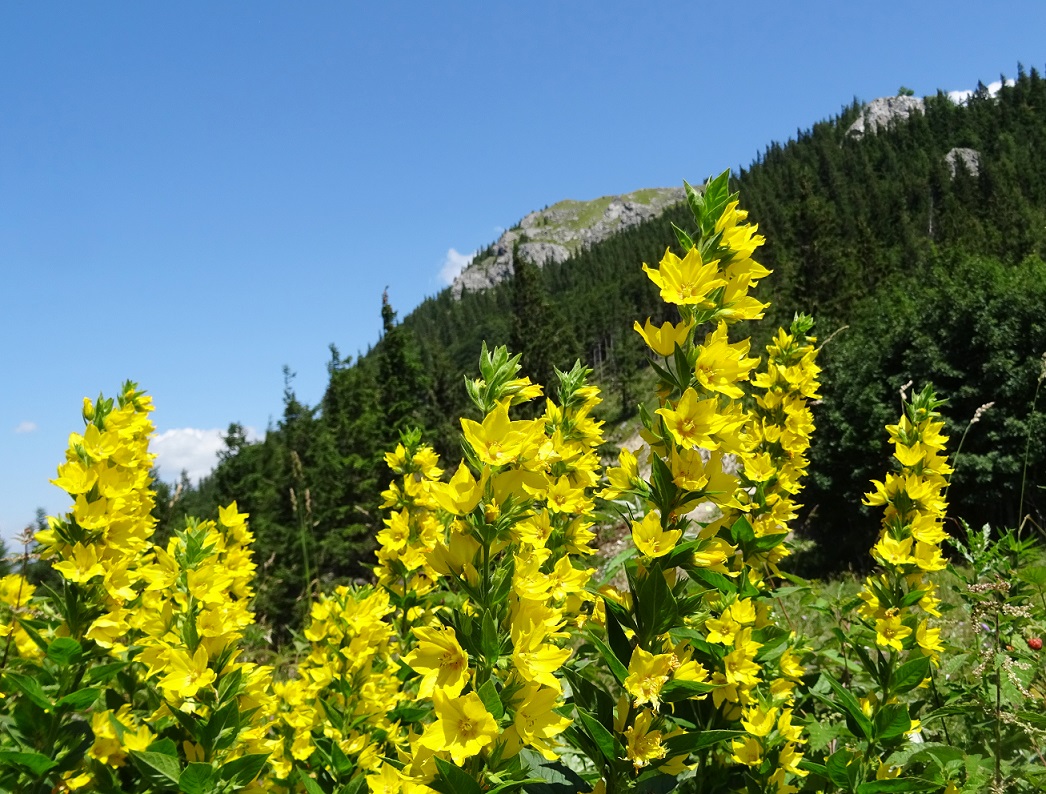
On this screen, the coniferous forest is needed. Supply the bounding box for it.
[161,68,1046,635]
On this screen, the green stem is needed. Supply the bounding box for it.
[994,611,1003,790]
[1017,375,1042,537]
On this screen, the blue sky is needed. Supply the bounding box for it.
[2,1,1044,544]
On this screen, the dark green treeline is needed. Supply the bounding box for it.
[162,67,1046,634]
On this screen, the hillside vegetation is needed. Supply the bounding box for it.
[164,67,1046,634]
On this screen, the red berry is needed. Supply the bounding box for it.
[1029,637,1043,651]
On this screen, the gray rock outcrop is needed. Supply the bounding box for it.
[945,147,981,178]
[846,95,925,139]
[451,187,684,299]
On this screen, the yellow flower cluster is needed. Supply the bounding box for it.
[39,384,158,643]
[595,178,818,792]
[860,386,951,662]
[27,383,275,791]
[381,355,604,788]
[269,584,407,787]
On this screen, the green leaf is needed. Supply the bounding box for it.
[576,708,618,763]
[729,515,755,544]
[5,672,52,710]
[603,598,633,669]
[0,750,58,776]
[481,611,500,663]
[686,567,735,595]
[874,703,912,741]
[816,673,874,740]
[856,778,940,793]
[487,780,545,794]
[514,750,588,793]
[179,763,215,794]
[86,661,129,684]
[478,679,504,720]
[1017,565,1046,587]
[433,756,482,794]
[890,655,930,695]
[671,222,695,252]
[659,678,716,702]
[54,687,101,711]
[664,729,742,756]
[635,564,677,642]
[130,750,182,785]
[296,769,328,794]
[587,633,628,684]
[683,178,704,217]
[825,748,860,791]
[218,753,269,786]
[45,637,83,666]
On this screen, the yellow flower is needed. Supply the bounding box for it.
[624,709,667,769]
[512,684,571,760]
[430,462,483,515]
[403,626,469,698]
[731,735,762,766]
[656,388,724,451]
[461,400,541,467]
[418,690,499,765]
[874,611,912,652]
[624,647,674,709]
[631,511,681,559]
[741,705,777,737]
[642,246,725,307]
[53,542,106,584]
[157,645,217,700]
[633,317,693,356]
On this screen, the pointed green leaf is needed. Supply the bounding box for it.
[45,637,83,666]
[664,728,742,756]
[130,750,182,784]
[817,673,873,740]
[179,763,215,794]
[433,756,482,794]
[0,750,58,776]
[576,708,619,763]
[296,769,327,794]
[587,633,628,684]
[478,679,504,720]
[219,752,269,786]
[890,655,930,695]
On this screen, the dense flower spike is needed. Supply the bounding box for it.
[589,173,819,792]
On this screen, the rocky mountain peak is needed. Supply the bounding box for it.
[450,187,684,299]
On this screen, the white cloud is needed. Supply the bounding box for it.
[152,427,259,484]
[14,421,37,434]
[439,247,475,285]
[947,79,1015,104]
